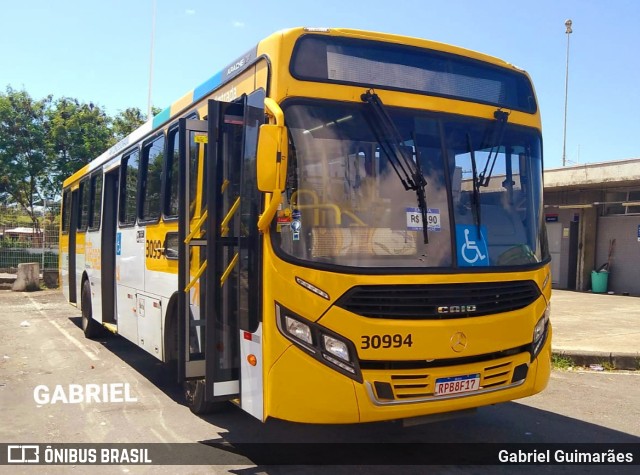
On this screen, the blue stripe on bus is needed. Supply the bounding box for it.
[193,71,223,102]
[152,107,171,129]
[151,66,229,129]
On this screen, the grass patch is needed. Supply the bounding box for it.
[551,353,574,370]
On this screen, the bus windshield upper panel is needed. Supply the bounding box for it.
[273,100,547,270]
[291,35,537,113]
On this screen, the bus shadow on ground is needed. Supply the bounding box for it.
[68,316,639,472]
[69,316,184,403]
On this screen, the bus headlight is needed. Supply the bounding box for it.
[276,303,362,382]
[285,316,313,345]
[323,335,350,362]
[533,316,546,343]
[531,303,550,360]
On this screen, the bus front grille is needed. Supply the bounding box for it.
[335,280,541,319]
[367,358,522,404]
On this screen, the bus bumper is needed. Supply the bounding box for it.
[266,325,552,424]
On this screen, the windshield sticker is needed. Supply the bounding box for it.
[456,225,489,266]
[406,207,441,232]
[276,208,292,232]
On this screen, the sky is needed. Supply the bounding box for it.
[1,0,639,170]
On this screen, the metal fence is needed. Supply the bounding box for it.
[0,221,59,271]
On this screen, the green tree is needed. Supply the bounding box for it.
[46,97,112,195]
[1,86,162,222]
[0,86,51,228]
[112,106,161,142]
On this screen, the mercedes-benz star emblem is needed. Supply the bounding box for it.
[450,331,468,353]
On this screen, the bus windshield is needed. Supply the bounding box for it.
[274,100,547,270]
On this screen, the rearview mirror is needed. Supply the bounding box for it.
[256,124,288,192]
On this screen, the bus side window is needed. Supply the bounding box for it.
[140,135,165,222]
[61,189,71,234]
[163,128,180,218]
[89,172,103,231]
[119,149,140,226]
[79,178,90,232]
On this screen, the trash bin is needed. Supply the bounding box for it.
[591,270,609,293]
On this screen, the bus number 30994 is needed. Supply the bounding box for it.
[361,334,413,349]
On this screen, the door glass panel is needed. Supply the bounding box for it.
[216,102,244,382]
[187,129,206,363]
[239,90,265,332]
[188,131,201,220]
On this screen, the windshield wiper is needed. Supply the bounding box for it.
[466,109,509,238]
[467,133,482,239]
[361,89,429,244]
[477,109,509,188]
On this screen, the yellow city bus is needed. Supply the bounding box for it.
[60,27,551,424]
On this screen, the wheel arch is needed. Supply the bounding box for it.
[163,292,180,364]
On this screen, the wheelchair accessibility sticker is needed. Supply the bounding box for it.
[116,232,122,256]
[456,225,489,266]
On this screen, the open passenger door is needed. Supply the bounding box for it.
[178,90,265,416]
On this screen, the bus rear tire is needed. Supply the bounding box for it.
[81,280,102,339]
[184,379,227,415]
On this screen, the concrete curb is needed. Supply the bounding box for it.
[553,349,639,371]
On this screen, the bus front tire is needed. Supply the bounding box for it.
[184,379,227,415]
[81,280,102,339]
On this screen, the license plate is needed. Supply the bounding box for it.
[435,374,480,396]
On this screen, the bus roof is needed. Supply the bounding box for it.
[63,27,528,188]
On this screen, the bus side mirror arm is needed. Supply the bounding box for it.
[257,190,282,233]
[257,98,288,233]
